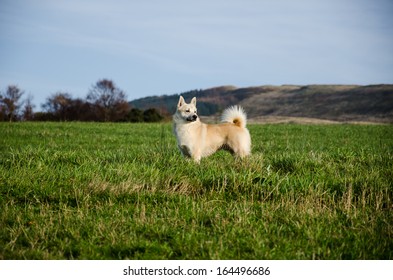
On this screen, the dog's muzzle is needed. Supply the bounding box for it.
[187,114,198,122]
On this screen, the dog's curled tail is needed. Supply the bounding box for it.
[221,105,247,128]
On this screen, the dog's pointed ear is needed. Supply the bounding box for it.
[178,96,185,108]
[191,97,196,106]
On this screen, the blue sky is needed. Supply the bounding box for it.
[1,0,393,108]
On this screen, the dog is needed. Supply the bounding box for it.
[173,96,251,163]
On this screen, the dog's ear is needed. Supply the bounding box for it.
[178,96,185,108]
[191,97,196,106]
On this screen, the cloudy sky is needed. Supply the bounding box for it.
[1,0,392,107]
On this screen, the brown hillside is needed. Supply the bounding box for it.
[240,85,393,123]
[130,84,393,123]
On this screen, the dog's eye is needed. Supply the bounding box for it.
[194,110,197,113]
[186,109,190,113]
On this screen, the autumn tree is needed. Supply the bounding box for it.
[0,85,24,122]
[66,98,94,121]
[86,79,129,122]
[42,92,73,121]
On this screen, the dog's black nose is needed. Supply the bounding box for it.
[187,114,198,122]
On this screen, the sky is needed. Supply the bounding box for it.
[1,0,393,108]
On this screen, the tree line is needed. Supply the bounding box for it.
[0,79,164,122]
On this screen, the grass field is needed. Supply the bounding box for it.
[0,122,392,259]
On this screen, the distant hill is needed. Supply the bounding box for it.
[129,84,393,123]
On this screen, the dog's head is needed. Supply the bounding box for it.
[175,96,198,122]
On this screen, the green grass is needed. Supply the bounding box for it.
[0,122,392,259]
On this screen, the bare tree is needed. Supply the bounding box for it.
[22,94,35,121]
[86,79,128,121]
[0,85,24,122]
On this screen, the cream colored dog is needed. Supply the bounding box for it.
[173,96,251,163]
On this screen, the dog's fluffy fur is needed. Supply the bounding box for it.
[173,96,251,163]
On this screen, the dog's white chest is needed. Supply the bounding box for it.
[175,123,196,145]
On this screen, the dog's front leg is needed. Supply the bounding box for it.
[192,154,201,163]
[191,148,202,163]
[179,145,192,158]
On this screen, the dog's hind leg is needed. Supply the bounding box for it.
[229,137,251,159]
[236,148,250,158]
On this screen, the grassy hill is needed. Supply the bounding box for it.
[1,122,392,259]
[129,84,393,123]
